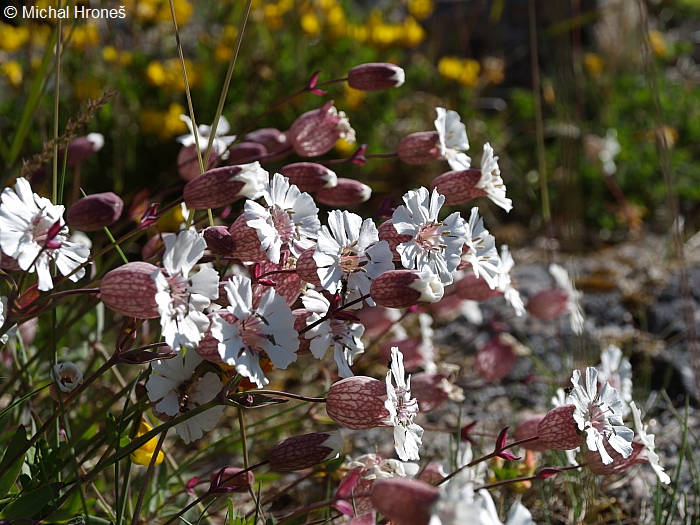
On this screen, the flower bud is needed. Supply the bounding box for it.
[252,250,303,306]
[141,232,175,261]
[100,261,160,318]
[60,133,104,166]
[280,162,338,192]
[585,442,645,476]
[67,192,124,231]
[474,334,517,382]
[410,372,451,412]
[514,415,551,452]
[177,144,219,182]
[195,312,229,365]
[288,101,356,157]
[228,214,268,262]
[293,309,312,355]
[296,246,322,286]
[454,271,500,302]
[50,362,83,402]
[377,219,411,261]
[370,478,439,525]
[380,338,428,372]
[184,162,267,209]
[370,270,444,309]
[354,305,400,339]
[243,127,290,161]
[326,377,389,429]
[348,63,405,92]
[396,132,440,165]
[267,431,344,472]
[526,289,569,320]
[227,142,267,164]
[202,226,236,256]
[430,169,485,206]
[537,405,585,450]
[210,466,255,493]
[0,252,21,271]
[315,178,371,207]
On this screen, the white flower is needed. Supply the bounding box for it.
[478,143,512,212]
[569,367,634,465]
[385,346,423,461]
[393,187,467,285]
[230,161,269,200]
[597,345,633,417]
[600,128,621,176]
[51,362,83,393]
[0,296,11,344]
[461,207,500,288]
[0,177,89,291]
[177,115,236,159]
[244,173,320,263]
[314,210,393,307]
[430,482,535,525]
[146,350,224,444]
[302,290,365,378]
[629,401,671,484]
[496,245,525,316]
[434,108,471,170]
[549,263,585,334]
[152,230,219,351]
[211,275,298,388]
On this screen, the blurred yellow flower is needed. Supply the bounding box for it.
[301,12,322,36]
[146,61,167,87]
[407,0,435,21]
[401,17,425,47]
[458,59,480,87]
[335,137,356,157]
[214,45,234,63]
[343,84,366,111]
[438,56,463,80]
[1,61,22,88]
[157,0,193,25]
[648,30,667,57]
[74,79,102,101]
[130,419,165,466]
[140,103,188,141]
[583,52,604,77]
[347,23,368,43]
[0,23,29,52]
[146,59,199,93]
[438,56,480,87]
[102,46,119,63]
[69,23,100,52]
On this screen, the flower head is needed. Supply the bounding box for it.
[630,401,671,484]
[177,114,236,159]
[130,419,165,466]
[476,143,512,212]
[496,245,525,316]
[0,177,89,291]
[597,345,632,417]
[569,367,633,465]
[460,207,500,289]
[152,230,219,351]
[289,101,356,157]
[51,362,83,393]
[385,346,423,461]
[434,107,470,171]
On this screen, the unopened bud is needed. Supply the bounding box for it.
[210,466,255,493]
[177,144,219,182]
[537,405,585,450]
[527,289,569,320]
[184,162,267,209]
[296,246,322,286]
[228,142,267,164]
[315,178,371,207]
[430,169,484,206]
[267,431,344,472]
[203,226,236,256]
[326,377,389,429]
[514,415,550,452]
[288,101,356,157]
[370,478,439,525]
[377,219,411,261]
[370,269,444,309]
[67,192,124,231]
[397,132,441,165]
[280,162,338,192]
[243,127,290,161]
[100,261,160,318]
[454,271,500,302]
[348,63,405,92]
[228,214,268,262]
[474,334,517,382]
[61,133,104,166]
[410,372,450,412]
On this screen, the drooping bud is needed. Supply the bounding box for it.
[377,219,411,261]
[584,441,645,476]
[60,133,104,166]
[183,162,267,209]
[396,132,441,165]
[67,192,124,231]
[280,162,338,192]
[210,466,255,493]
[474,334,517,382]
[228,214,268,262]
[410,372,452,412]
[100,261,160,318]
[537,404,585,450]
[370,269,444,309]
[202,226,236,256]
[267,431,344,472]
[326,376,389,429]
[348,63,406,92]
[315,178,371,207]
[296,246,322,286]
[176,144,219,181]
[454,271,501,302]
[513,415,551,452]
[370,478,439,525]
[227,142,267,164]
[527,289,570,320]
[430,169,484,206]
[243,127,290,161]
[288,101,356,157]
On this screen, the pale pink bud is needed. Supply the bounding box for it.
[296,246,322,286]
[410,372,450,412]
[377,219,411,261]
[514,415,551,452]
[243,127,290,161]
[177,144,219,181]
[210,466,255,493]
[60,133,104,166]
[288,101,356,157]
[425,291,463,323]
[202,226,236,256]
[100,262,160,318]
[537,405,585,450]
[430,169,485,206]
[354,305,398,339]
[396,132,441,165]
[228,214,268,262]
[526,289,569,320]
[474,334,517,382]
[293,309,312,355]
[380,338,427,372]
[454,271,501,301]
[184,164,266,209]
[417,461,445,484]
[315,178,371,207]
[67,192,124,231]
[280,162,338,192]
[585,442,645,476]
[348,63,406,91]
[371,269,444,309]
[370,478,439,525]
[267,431,344,472]
[227,142,267,164]
[326,377,389,429]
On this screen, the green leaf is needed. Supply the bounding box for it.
[0,426,28,499]
[0,482,64,519]
[44,493,89,522]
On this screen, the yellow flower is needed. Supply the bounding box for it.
[134,0,159,24]
[1,61,22,88]
[583,52,604,77]
[146,61,167,87]
[74,79,102,101]
[162,103,188,140]
[102,46,119,63]
[0,23,29,52]
[130,419,165,466]
[343,84,365,111]
[158,0,193,25]
[301,12,322,36]
[648,30,667,58]
[458,59,480,88]
[69,24,100,52]
[347,23,368,43]
[407,0,435,21]
[335,137,355,157]
[438,56,463,81]
[401,17,425,47]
